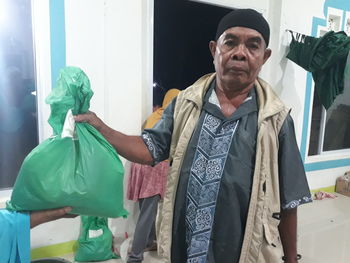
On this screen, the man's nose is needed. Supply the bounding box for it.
[231,44,247,61]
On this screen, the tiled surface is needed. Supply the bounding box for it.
[298,194,350,263]
[56,194,350,262]
[61,250,162,263]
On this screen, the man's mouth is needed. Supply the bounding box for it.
[230,66,246,71]
[229,67,246,73]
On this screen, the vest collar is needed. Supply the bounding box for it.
[183,73,286,122]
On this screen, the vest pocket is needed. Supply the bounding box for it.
[258,219,283,262]
[263,223,278,246]
[263,215,280,246]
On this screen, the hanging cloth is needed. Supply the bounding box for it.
[344,51,350,91]
[287,31,350,109]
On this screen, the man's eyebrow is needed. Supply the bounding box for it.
[223,34,263,44]
[247,37,262,43]
[223,33,237,40]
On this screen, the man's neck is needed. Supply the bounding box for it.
[215,80,254,108]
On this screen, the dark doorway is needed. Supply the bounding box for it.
[153,0,232,93]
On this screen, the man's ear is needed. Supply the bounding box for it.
[209,41,217,59]
[263,48,272,64]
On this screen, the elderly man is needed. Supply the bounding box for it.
[75,8,311,263]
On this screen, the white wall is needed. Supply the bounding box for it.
[65,0,153,136]
[274,0,325,146]
[192,0,269,13]
[191,0,320,146]
[190,0,350,190]
[273,0,350,188]
[13,0,350,251]
[30,0,154,249]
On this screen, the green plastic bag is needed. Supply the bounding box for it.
[75,216,118,262]
[7,67,128,218]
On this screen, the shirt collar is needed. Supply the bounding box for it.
[208,85,253,109]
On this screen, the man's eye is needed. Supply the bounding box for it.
[224,40,235,46]
[248,43,259,49]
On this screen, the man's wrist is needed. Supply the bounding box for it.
[282,254,302,262]
[99,123,111,136]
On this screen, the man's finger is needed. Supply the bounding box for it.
[45,207,73,221]
[63,214,79,218]
[74,112,95,123]
[74,114,87,122]
[30,207,74,228]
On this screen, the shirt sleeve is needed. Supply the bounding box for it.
[278,114,313,210]
[141,98,176,164]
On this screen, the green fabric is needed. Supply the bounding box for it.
[344,52,350,90]
[75,216,118,262]
[7,67,128,218]
[287,31,350,109]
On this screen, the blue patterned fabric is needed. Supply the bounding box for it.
[141,133,160,162]
[186,114,239,262]
[282,196,313,209]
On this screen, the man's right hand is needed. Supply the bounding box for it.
[74,111,105,132]
[75,111,154,165]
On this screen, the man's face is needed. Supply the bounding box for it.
[210,27,271,89]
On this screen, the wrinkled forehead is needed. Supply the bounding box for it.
[218,27,266,44]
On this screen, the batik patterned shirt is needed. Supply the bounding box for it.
[142,81,312,263]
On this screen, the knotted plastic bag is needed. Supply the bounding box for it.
[7,67,128,218]
[75,216,118,262]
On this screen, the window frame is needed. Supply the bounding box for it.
[0,0,53,198]
[32,0,55,142]
[306,7,350,161]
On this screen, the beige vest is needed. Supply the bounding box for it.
[156,73,290,263]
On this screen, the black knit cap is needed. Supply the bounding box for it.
[215,8,270,47]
